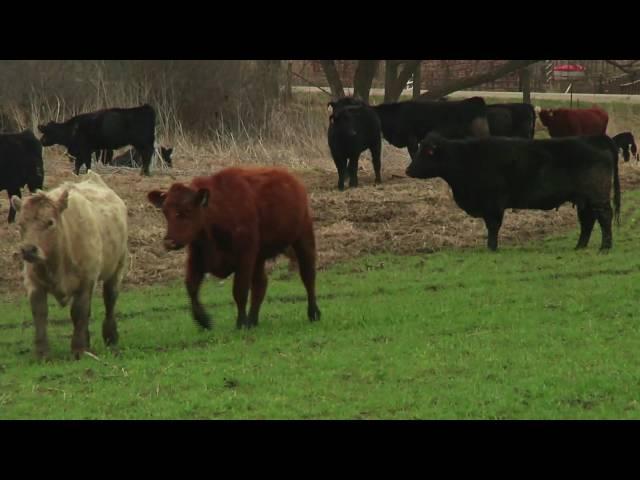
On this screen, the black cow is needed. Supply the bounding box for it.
[406,133,620,251]
[0,130,44,223]
[370,96,490,160]
[38,104,156,176]
[486,103,536,139]
[327,98,382,190]
[612,131,638,162]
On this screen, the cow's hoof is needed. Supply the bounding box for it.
[308,305,321,322]
[193,312,212,330]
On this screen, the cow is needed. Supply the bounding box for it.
[11,170,128,360]
[612,132,638,162]
[0,130,44,223]
[369,96,490,160]
[110,146,173,168]
[327,98,382,190]
[538,107,609,137]
[486,103,536,139]
[405,133,620,252]
[147,167,321,330]
[38,104,156,176]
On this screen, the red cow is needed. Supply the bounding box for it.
[538,107,609,137]
[147,167,321,330]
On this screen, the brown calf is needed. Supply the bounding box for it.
[148,167,320,329]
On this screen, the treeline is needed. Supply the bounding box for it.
[0,60,289,140]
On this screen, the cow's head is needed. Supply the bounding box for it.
[537,109,554,126]
[160,147,173,168]
[147,183,209,251]
[328,100,365,137]
[37,121,74,147]
[12,189,69,264]
[405,133,447,179]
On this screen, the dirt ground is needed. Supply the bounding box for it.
[2,145,640,300]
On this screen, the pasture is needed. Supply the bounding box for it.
[1,95,640,419]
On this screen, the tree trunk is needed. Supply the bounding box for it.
[520,65,531,104]
[353,60,379,103]
[384,61,399,102]
[320,60,345,98]
[285,61,292,104]
[420,60,540,100]
[384,60,421,102]
[413,61,422,98]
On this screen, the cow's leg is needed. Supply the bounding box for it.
[104,149,113,165]
[70,286,93,359]
[137,145,154,177]
[292,223,321,322]
[371,139,382,185]
[186,247,211,329]
[29,288,49,360]
[74,156,83,175]
[7,189,20,223]
[333,155,347,191]
[102,277,119,347]
[233,256,255,329]
[483,210,504,251]
[348,154,359,188]
[576,204,596,249]
[407,135,419,161]
[247,259,268,328]
[593,203,613,251]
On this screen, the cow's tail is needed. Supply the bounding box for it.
[608,136,621,226]
[528,104,536,139]
[630,132,639,161]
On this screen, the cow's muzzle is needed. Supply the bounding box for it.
[20,245,42,263]
[163,237,184,251]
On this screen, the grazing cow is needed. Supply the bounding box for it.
[147,167,321,330]
[327,98,382,190]
[38,104,156,176]
[11,171,128,360]
[406,133,620,251]
[538,107,609,137]
[110,146,173,168]
[370,96,490,160]
[612,131,638,162]
[0,130,44,223]
[486,103,536,139]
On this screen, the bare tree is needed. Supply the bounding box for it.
[320,60,345,98]
[413,61,422,99]
[520,65,532,104]
[419,60,540,100]
[384,60,421,102]
[353,60,380,103]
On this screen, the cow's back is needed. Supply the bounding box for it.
[193,167,311,257]
[51,173,128,284]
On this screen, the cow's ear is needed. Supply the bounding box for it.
[147,190,167,208]
[327,102,336,115]
[10,196,22,212]
[194,188,209,208]
[57,190,69,213]
[37,124,45,133]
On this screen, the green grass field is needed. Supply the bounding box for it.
[2,189,639,419]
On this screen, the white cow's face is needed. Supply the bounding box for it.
[12,191,68,264]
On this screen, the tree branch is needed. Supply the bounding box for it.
[419,60,540,100]
[605,60,640,75]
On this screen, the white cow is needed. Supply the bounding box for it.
[12,170,128,360]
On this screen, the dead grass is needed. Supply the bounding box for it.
[2,141,640,301]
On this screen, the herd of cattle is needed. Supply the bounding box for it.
[0,96,637,360]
